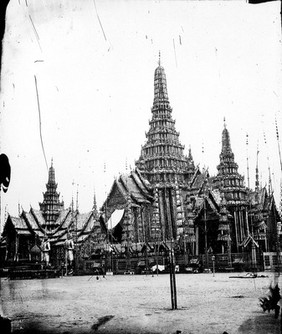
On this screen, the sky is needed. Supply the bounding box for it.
[0,0,282,229]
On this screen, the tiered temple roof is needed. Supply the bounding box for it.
[136,58,195,188]
[39,160,64,231]
[212,120,247,206]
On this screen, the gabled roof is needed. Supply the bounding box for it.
[22,210,45,237]
[51,211,97,246]
[53,209,72,231]
[102,178,127,212]
[189,166,201,187]
[210,189,222,206]
[2,215,32,236]
[30,209,45,227]
[74,212,92,231]
[248,187,277,213]
[102,170,153,213]
[189,168,209,194]
[51,210,73,239]
[10,216,29,230]
[188,192,220,220]
[119,173,152,204]
[240,234,259,248]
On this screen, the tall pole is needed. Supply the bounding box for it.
[275,117,282,285]
[204,195,208,269]
[65,244,68,276]
[275,118,282,213]
[75,185,79,275]
[156,230,159,276]
[169,238,177,310]
[246,133,250,189]
[0,185,1,237]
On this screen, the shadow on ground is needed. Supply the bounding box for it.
[238,311,280,334]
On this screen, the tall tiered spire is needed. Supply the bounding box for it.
[215,120,247,205]
[214,121,248,250]
[136,58,193,187]
[135,58,194,240]
[218,119,237,177]
[39,160,64,231]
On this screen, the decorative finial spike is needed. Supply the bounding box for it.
[158,51,161,66]
[223,117,226,129]
[76,184,79,211]
[93,191,97,209]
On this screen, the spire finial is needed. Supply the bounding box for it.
[93,191,97,208]
[158,51,161,66]
[76,183,79,211]
[48,158,56,184]
[223,117,226,129]
[255,140,260,192]
[93,188,98,214]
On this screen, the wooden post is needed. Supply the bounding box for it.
[65,248,68,276]
[169,242,177,310]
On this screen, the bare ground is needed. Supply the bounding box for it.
[0,272,281,334]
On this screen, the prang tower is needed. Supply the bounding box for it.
[136,57,194,241]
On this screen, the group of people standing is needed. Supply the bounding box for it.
[40,232,75,273]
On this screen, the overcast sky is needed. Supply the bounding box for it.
[0,0,282,227]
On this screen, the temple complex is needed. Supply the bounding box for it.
[0,60,281,275]
[101,59,280,272]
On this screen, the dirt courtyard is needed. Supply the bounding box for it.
[0,272,281,334]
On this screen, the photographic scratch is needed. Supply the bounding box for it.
[215,47,221,78]
[92,0,107,42]
[179,35,182,45]
[34,75,49,172]
[34,60,44,63]
[29,15,42,52]
[173,38,177,67]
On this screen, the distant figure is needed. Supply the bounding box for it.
[65,233,74,272]
[41,236,51,267]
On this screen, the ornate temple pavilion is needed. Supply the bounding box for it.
[0,161,104,271]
